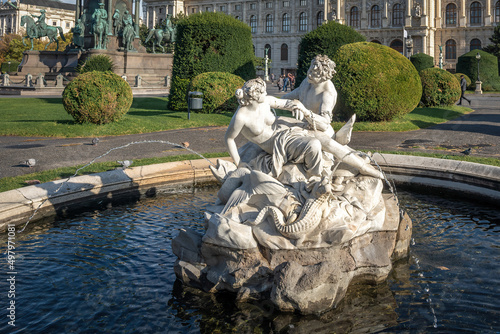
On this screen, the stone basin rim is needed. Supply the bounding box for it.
[0,153,499,231]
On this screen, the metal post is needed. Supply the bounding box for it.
[476,53,480,82]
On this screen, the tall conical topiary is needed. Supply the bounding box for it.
[168,12,255,110]
[295,21,365,87]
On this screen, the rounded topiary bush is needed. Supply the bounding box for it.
[77,55,114,74]
[333,42,421,122]
[420,68,461,107]
[410,53,434,72]
[457,49,500,91]
[295,21,365,87]
[454,73,471,89]
[63,71,132,124]
[189,72,244,114]
[169,12,255,110]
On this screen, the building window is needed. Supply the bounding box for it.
[446,39,457,59]
[390,39,404,53]
[299,12,308,31]
[52,21,57,26]
[250,3,256,10]
[372,40,382,44]
[282,13,290,32]
[350,6,360,27]
[371,5,381,27]
[317,11,323,26]
[470,2,482,25]
[250,15,257,33]
[470,38,482,50]
[283,1,290,7]
[318,0,325,4]
[159,8,162,14]
[266,2,273,9]
[66,22,70,28]
[205,7,212,12]
[300,0,307,6]
[281,43,288,61]
[265,44,272,59]
[392,3,403,26]
[496,1,500,22]
[235,16,241,21]
[446,3,457,26]
[266,14,274,32]
[219,5,226,12]
[235,4,241,10]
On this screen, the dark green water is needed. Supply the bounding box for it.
[1,189,499,333]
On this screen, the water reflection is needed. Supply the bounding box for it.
[0,189,498,333]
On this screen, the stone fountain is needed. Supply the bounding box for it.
[172,56,412,314]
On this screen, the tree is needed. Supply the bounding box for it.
[483,24,500,57]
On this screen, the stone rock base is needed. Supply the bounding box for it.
[173,194,412,314]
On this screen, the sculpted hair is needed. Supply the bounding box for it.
[236,78,266,106]
[313,55,337,81]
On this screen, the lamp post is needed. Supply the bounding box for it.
[7,61,11,73]
[475,52,482,95]
[264,48,269,81]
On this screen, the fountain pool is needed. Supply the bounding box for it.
[1,188,499,333]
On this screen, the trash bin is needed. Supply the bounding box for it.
[188,91,203,110]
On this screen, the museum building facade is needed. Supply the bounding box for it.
[143,0,499,74]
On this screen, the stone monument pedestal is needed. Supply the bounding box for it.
[475,80,483,94]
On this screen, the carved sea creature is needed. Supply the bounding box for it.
[255,192,332,240]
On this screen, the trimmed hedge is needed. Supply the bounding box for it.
[62,71,132,124]
[332,42,421,122]
[456,49,500,91]
[295,21,365,87]
[169,12,255,110]
[77,54,114,74]
[454,73,472,89]
[420,68,460,107]
[1,61,20,73]
[189,72,244,114]
[410,53,434,72]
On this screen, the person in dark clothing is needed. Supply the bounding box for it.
[458,75,471,105]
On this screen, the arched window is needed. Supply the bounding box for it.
[392,3,403,26]
[470,38,482,50]
[496,1,500,22]
[372,40,382,44]
[299,12,308,31]
[235,16,241,21]
[371,5,381,27]
[265,44,272,59]
[390,39,404,53]
[282,13,290,32]
[350,6,360,27]
[250,15,257,33]
[317,11,323,27]
[470,2,482,25]
[318,0,324,4]
[446,3,457,26]
[266,14,273,32]
[446,39,457,59]
[281,43,288,61]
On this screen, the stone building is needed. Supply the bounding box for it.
[0,0,76,37]
[142,0,498,74]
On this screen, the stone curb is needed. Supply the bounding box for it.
[1,154,499,231]
[373,153,500,204]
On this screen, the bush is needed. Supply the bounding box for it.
[77,54,114,74]
[410,53,434,72]
[189,72,244,114]
[332,42,421,122]
[454,73,472,89]
[169,12,255,110]
[419,68,461,107]
[1,61,20,73]
[295,21,365,87]
[62,71,132,124]
[456,49,500,91]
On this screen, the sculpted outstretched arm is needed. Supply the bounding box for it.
[266,96,308,120]
[225,112,245,167]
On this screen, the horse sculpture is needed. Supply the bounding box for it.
[144,25,176,53]
[92,10,107,49]
[20,15,65,51]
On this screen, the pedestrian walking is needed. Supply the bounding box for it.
[283,76,289,92]
[278,75,284,91]
[271,73,275,83]
[458,75,471,105]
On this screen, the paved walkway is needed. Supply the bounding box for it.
[0,88,499,179]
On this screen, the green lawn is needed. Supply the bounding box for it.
[0,97,472,137]
[0,97,233,137]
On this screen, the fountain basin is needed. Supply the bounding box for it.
[1,154,498,232]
